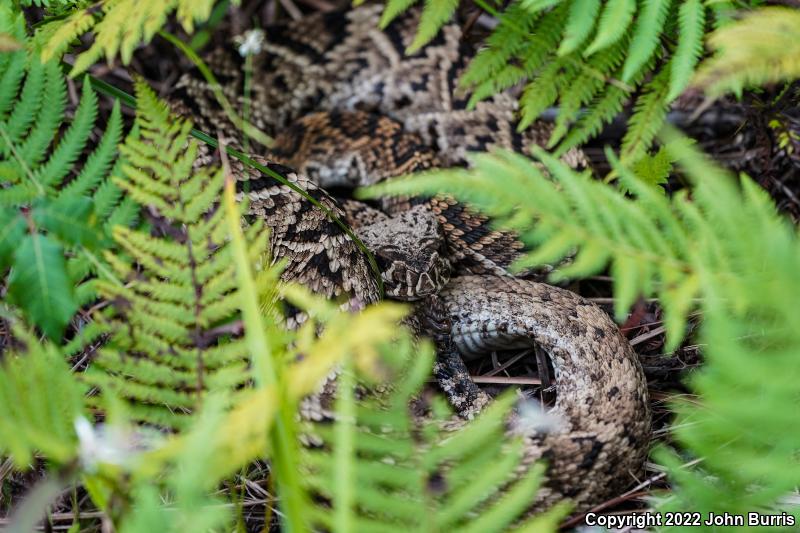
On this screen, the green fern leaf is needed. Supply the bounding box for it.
[667,0,705,101]
[8,234,78,340]
[0,207,25,269]
[557,0,600,56]
[550,40,627,146]
[64,100,123,197]
[695,7,800,96]
[380,0,421,28]
[87,80,272,428]
[0,323,86,466]
[39,0,241,76]
[0,8,27,119]
[518,59,576,130]
[3,57,45,148]
[583,0,636,56]
[621,0,672,82]
[17,61,65,167]
[554,84,627,154]
[32,195,101,248]
[626,145,672,193]
[1,11,131,340]
[467,4,566,107]
[460,2,544,91]
[622,66,671,163]
[407,0,460,53]
[35,78,98,187]
[520,0,561,14]
[304,344,559,532]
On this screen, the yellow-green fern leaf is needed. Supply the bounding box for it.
[695,7,800,96]
[39,0,241,76]
[88,80,273,429]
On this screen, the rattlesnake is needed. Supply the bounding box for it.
[170,3,650,515]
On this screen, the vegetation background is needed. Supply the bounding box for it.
[1,0,799,531]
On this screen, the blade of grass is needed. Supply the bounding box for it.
[221,145,309,533]
[158,30,273,149]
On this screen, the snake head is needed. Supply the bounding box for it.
[356,205,451,301]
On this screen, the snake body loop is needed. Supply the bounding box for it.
[170,4,651,513]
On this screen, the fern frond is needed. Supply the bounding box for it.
[64,100,123,197]
[554,84,629,154]
[363,140,800,525]
[549,39,628,146]
[518,57,576,130]
[460,1,545,93]
[408,0,460,53]
[0,10,130,339]
[467,4,566,107]
[83,80,273,428]
[0,321,86,466]
[555,54,654,156]
[36,78,98,187]
[621,65,671,163]
[583,0,637,56]
[667,0,705,100]
[621,0,671,82]
[695,7,800,96]
[303,342,570,532]
[557,0,600,56]
[0,9,27,120]
[380,0,420,28]
[3,56,44,146]
[39,0,241,76]
[398,0,730,153]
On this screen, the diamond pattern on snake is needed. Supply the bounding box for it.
[168,4,651,513]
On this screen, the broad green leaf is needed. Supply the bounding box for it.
[8,233,77,340]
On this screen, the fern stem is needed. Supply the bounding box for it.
[84,74,136,109]
[80,247,122,287]
[222,170,309,533]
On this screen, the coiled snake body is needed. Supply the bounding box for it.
[171,3,650,514]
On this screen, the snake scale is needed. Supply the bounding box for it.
[169,3,650,514]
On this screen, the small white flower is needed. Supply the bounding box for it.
[512,399,565,435]
[236,30,266,57]
[74,416,153,472]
